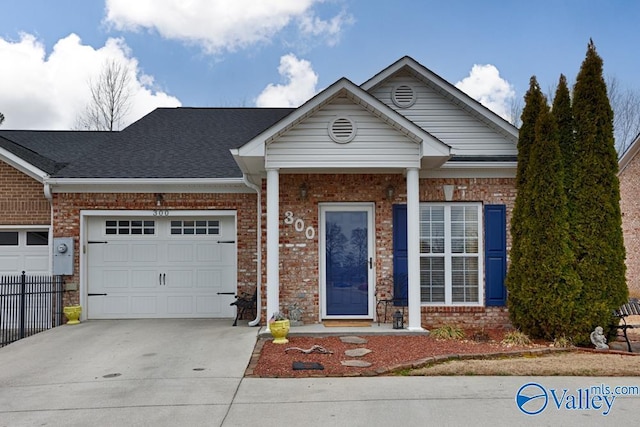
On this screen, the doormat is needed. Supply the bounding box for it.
[292,361,324,370]
[322,320,372,327]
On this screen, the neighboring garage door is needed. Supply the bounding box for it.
[87,215,237,319]
[0,229,49,275]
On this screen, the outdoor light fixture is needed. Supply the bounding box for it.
[155,193,164,207]
[386,184,395,201]
[443,184,455,201]
[299,183,308,200]
[392,310,404,329]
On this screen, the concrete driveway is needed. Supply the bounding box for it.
[3,321,640,426]
[0,319,259,426]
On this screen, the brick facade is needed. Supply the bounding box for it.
[1,157,517,329]
[270,173,516,329]
[619,158,640,298]
[0,161,50,225]
[53,192,260,307]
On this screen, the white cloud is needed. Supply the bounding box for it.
[455,64,515,121]
[0,33,180,130]
[298,10,355,47]
[105,0,353,54]
[255,54,318,107]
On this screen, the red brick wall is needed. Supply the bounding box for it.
[53,192,259,307]
[49,174,517,329]
[620,158,640,298]
[269,174,516,329]
[0,161,50,225]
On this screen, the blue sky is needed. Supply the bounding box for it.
[0,0,638,131]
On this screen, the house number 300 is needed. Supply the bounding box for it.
[283,211,315,240]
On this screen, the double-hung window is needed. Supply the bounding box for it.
[419,203,482,305]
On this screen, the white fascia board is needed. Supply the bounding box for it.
[441,161,518,169]
[422,166,517,179]
[361,56,519,141]
[0,147,48,182]
[619,133,640,174]
[45,177,253,193]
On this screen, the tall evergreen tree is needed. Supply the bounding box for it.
[570,40,627,343]
[517,105,582,339]
[552,74,574,197]
[507,77,547,331]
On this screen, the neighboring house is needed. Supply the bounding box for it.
[0,57,518,331]
[619,132,640,298]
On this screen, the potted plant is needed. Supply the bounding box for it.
[269,311,290,344]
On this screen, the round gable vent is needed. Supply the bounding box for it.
[328,116,356,144]
[392,84,416,108]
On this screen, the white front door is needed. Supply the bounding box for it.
[86,215,237,319]
[319,203,375,319]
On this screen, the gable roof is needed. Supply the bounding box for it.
[234,77,451,174]
[361,56,519,143]
[53,108,294,179]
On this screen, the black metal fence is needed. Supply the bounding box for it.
[1,272,65,347]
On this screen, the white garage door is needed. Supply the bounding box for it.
[87,215,237,319]
[0,229,49,275]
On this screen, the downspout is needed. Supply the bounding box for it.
[242,173,262,327]
[43,180,54,273]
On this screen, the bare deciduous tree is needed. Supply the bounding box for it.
[508,96,523,128]
[76,60,132,131]
[607,76,640,154]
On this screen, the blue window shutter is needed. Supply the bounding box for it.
[392,204,408,305]
[484,204,507,306]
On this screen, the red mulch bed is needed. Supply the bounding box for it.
[248,332,544,378]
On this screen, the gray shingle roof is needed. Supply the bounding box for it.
[0,108,294,179]
[0,131,113,174]
[56,108,294,178]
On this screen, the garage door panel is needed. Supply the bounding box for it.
[0,255,20,272]
[131,296,158,314]
[166,270,193,288]
[103,270,129,288]
[131,244,158,262]
[104,244,129,262]
[196,244,222,262]
[167,296,192,314]
[131,270,158,288]
[87,215,237,319]
[167,244,193,262]
[196,296,222,314]
[195,270,222,289]
[102,296,129,314]
[24,255,48,271]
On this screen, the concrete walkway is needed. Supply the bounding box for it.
[1,320,639,426]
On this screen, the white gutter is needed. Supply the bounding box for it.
[242,173,262,327]
[44,177,247,185]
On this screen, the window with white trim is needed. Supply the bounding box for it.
[105,220,155,235]
[419,203,482,305]
[170,220,220,235]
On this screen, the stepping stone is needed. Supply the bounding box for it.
[340,336,368,344]
[341,360,372,368]
[344,348,372,357]
[292,361,324,370]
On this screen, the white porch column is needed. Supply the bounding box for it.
[406,167,423,331]
[266,168,280,332]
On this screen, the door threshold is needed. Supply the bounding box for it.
[322,319,372,327]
